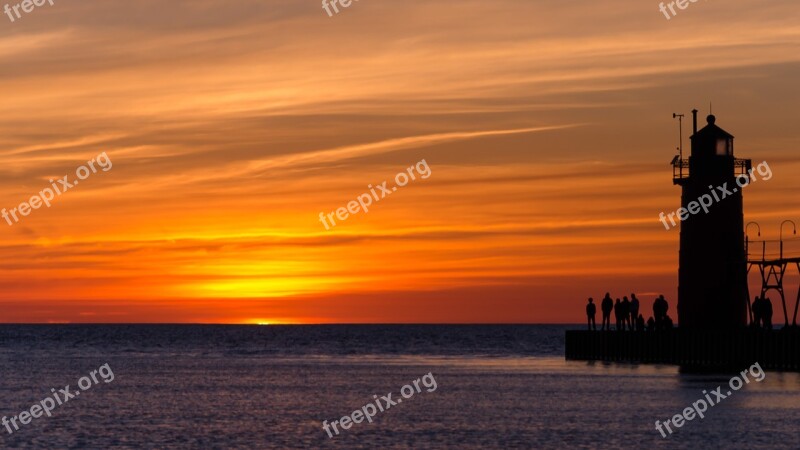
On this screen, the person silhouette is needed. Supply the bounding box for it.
[646,316,655,332]
[621,296,631,331]
[636,314,645,332]
[601,293,613,331]
[764,296,773,330]
[654,295,669,330]
[664,314,674,329]
[614,299,622,331]
[653,297,662,329]
[630,294,640,330]
[586,298,597,331]
[752,296,763,328]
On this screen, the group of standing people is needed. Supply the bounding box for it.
[751,295,773,329]
[585,293,673,331]
[584,293,777,330]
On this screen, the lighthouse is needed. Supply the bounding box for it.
[673,110,751,329]
[565,110,800,369]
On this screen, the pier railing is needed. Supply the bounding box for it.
[746,237,800,263]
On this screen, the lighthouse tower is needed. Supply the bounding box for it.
[673,110,751,329]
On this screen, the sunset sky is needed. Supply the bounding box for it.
[1,0,799,323]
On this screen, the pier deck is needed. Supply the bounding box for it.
[565,329,800,371]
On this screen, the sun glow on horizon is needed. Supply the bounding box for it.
[241,318,305,326]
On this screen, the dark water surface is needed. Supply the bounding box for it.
[0,325,797,449]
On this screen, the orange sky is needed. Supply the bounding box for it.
[1,0,799,323]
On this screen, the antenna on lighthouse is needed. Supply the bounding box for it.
[673,112,685,162]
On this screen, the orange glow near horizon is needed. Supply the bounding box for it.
[1,0,800,323]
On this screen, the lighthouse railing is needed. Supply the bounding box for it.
[734,158,753,178]
[672,157,689,182]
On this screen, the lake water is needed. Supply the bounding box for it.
[0,325,797,449]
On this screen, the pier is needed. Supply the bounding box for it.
[565,329,800,371]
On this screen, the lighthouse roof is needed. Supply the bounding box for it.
[692,114,734,139]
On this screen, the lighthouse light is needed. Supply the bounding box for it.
[716,138,731,156]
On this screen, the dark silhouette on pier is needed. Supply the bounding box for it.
[601,293,613,331]
[752,295,775,330]
[752,296,764,328]
[653,295,670,330]
[586,298,596,331]
[621,297,631,331]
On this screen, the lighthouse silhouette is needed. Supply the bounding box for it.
[673,110,751,329]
